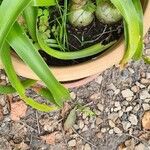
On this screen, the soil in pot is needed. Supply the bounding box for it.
[38,0,123,66]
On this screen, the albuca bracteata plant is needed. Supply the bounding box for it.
[0,0,148,112]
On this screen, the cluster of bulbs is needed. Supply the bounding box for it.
[68,0,122,27]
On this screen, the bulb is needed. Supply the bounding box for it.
[68,0,94,27]
[68,9,94,27]
[96,1,122,24]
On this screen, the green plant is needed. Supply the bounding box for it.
[0,0,148,112]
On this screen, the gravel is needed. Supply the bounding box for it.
[0,28,150,150]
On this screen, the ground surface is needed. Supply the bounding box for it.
[0,29,150,150]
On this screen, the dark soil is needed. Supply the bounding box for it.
[39,4,123,66]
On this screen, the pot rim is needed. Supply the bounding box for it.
[0,0,150,82]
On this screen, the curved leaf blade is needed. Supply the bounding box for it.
[7,23,70,107]
[0,43,58,112]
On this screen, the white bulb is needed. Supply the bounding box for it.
[68,9,94,27]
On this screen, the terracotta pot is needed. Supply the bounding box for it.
[0,0,150,88]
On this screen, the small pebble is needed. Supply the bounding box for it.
[70,92,76,100]
[126,97,133,102]
[107,83,117,91]
[140,78,150,84]
[146,73,150,79]
[121,89,134,98]
[108,113,119,122]
[115,102,120,107]
[96,132,103,138]
[101,128,107,133]
[97,103,104,111]
[135,143,147,150]
[125,106,133,112]
[142,103,150,111]
[105,107,109,113]
[129,114,138,125]
[82,114,87,119]
[96,117,103,125]
[144,99,150,103]
[114,127,122,134]
[108,120,115,128]
[122,121,131,131]
[133,104,140,112]
[95,76,103,84]
[131,86,140,93]
[128,68,134,74]
[78,120,84,129]
[114,89,120,95]
[0,95,6,106]
[118,110,124,117]
[136,82,146,89]
[114,106,121,112]
[109,129,114,134]
[84,143,91,150]
[122,101,129,106]
[82,125,88,132]
[140,90,150,99]
[68,139,76,147]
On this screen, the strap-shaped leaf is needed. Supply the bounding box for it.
[32,0,56,6]
[110,0,141,67]
[0,0,32,51]
[23,6,38,41]
[0,0,70,107]
[38,33,116,59]
[6,22,70,107]
[0,79,36,94]
[0,43,58,112]
[132,0,143,60]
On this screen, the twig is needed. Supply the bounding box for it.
[72,127,97,148]
[61,124,69,150]
[20,121,37,133]
[29,133,33,145]
[36,111,41,134]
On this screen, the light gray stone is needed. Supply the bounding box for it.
[140,90,150,99]
[126,106,133,112]
[95,75,103,84]
[129,114,138,125]
[142,103,150,111]
[122,121,131,131]
[84,143,91,150]
[108,120,115,128]
[68,139,76,147]
[114,127,122,134]
[121,89,134,98]
[97,103,104,111]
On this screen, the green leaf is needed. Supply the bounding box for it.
[33,86,57,105]
[0,0,70,108]
[64,107,77,130]
[0,0,32,51]
[38,32,116,59]
[78,106,95,117]
[32,0,56,6]
[23,5,38,41]
[132,0,143,60]
[6,22,70,107]
[110,0,142,67]
[0,79,36,94]
[84,1,96,13]
[0,43,58,112]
